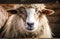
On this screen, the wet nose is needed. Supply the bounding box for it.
[27,22,34,27]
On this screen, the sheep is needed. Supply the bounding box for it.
[0,6,8,29]
[0,4,55,38]
[0,4,20,29]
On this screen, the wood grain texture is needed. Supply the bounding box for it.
[46,4,60,37]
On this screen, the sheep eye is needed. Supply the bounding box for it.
[38,11,41,13]
[36,11,42,16]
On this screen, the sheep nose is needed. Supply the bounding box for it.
[27,22,34,30]
[27,22,34,27]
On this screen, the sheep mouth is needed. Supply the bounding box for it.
[26,26,34,30]
[27,28,34,30]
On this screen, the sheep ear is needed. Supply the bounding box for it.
[42,9,55,15]
[7,10,17,14]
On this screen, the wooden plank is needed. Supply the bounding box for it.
[50,23,60,32]
[45,3,60,9]
[47,17,60,23]
[50,23,60,37]
[50,23,60,28]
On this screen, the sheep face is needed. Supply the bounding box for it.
[11,5,54,32]
[26,8,41,32]
[11,7,42,32]
[4,4,55,38]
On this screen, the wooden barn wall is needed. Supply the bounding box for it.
[45,3,60,38]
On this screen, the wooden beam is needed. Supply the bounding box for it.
[44,3,60,9]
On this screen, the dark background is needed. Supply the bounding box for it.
[45,3,60,38]
[0,0,60,38]
[0,0,60,3]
